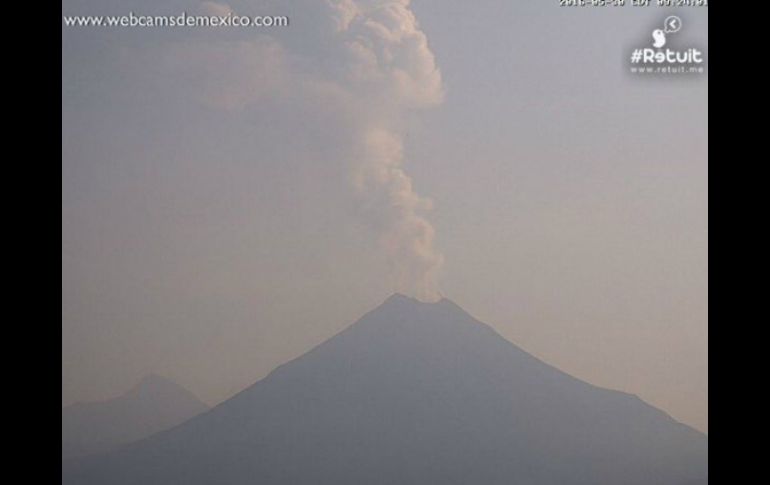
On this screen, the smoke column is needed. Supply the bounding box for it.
[168,0,446,300]
[332,0,446,301]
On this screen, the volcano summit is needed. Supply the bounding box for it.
[63,294,707,485]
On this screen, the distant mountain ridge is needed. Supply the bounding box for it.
[62,374,209,460]
[63,294,707,484]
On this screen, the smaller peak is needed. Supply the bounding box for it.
[128,375,208,409]
[131,374,178,394]
[139,373,170,386]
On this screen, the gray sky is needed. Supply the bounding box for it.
[62,0,708,432]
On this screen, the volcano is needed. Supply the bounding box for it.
[63,294,707,485]
[62,374,208,460]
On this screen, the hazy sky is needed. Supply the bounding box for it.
[62,0,708,432]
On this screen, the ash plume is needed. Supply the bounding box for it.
[156,0,446,300]
[335,0,446,301]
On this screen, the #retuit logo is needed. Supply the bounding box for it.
[629,15,706,76]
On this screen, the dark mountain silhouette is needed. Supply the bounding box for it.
[62,374,208,460]
[63,295,707,484]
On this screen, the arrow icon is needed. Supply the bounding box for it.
[664,15,682,34]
